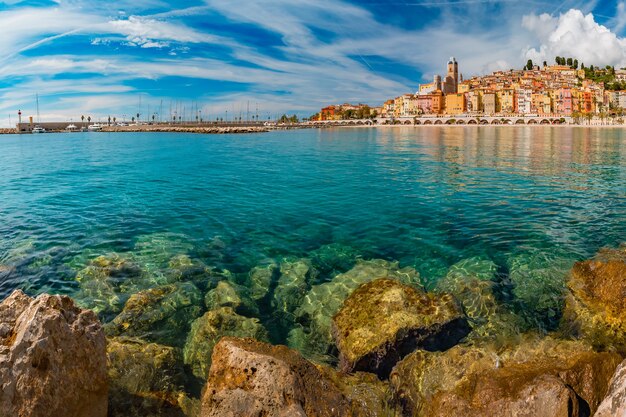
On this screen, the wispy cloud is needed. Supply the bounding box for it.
[0,0,625,127]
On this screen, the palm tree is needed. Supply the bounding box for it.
[81,115,85,124]
[108,116,111,125]
[113,117,117,124]
[131,116,135,123]
[87,116,91,123]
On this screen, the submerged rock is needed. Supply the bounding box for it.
[107,336,191,417]
[74,253,144,316]
[294,259,421,361]
[272,258,317,322]
[563,246,626,352]
[204,280,259,317]
[507,250,574,328]
[309,243,359,277]
[0,290,108,417]
[200,337,390,417]
[132,232,195,274]
[391,335,621,417]
[333,278,468,379]
[183,307,269,380]
[595,358,626,417]
[248,262,278,302]
[105,282,203,346]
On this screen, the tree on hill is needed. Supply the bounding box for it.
[567,58,573,67]
[526,59,533,70]
[543,61,547,68]
[574,59,579,69]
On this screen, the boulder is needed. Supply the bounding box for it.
[333,278,468,379]
[74,253,143,317]
[272,259,317,318]
[105,282,203,346]
[595,359,626,417]
[309,243,359,277]
[294,259,421,361]
[107,336,191,417]
[204,281,259,317]
[0,290,108,417]
[200,337,390,417]
[248,262,278,302]
[183,307,269,380]
[391,335,621,417]
[563,247,626,351]
[507,250,574,328]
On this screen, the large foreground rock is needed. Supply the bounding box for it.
[333,278,468,378]
[595,359,626,417]
[391,335,621,417]
[563,246,626,351]
[0,290,108,417]
[200,337,392,417]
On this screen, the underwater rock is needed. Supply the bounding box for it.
[595,358,626,417]
[204,280,259,317]
[294,259,422,361]
[183,307,269,380]
[165,255,222,291]
[132,232,195,274]
[107,336,190,417]
[106,282,203,347]
[563,246,626,352]
[333,278,468,379]
[309,243,359,277]
[507,250,574,328]
[390,335,621,417]
[248,262,278,302]
[272,258,317,320]
[200,337,380,417]
[74,253,144,316]
[0,290,108,417]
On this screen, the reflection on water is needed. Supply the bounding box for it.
[0,126,625,355]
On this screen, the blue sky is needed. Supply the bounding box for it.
[1,0,626,125]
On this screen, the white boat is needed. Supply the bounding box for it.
[66,124,78,132]
[87,124,103,132]
[32,126,46,134]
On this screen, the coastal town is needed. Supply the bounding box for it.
[314,57,626,123]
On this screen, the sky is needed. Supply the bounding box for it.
[2,0,626,125]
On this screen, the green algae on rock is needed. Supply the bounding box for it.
[309,243,360,277]
[507,250,575,328]
[105,282,203,347]
[248,262,278,302]
[333,278,468,379]
[563,246,626,352]
[107,336,193,417]
[390,335,621,417]
[271,258,317,323]
[200,337,389,417]
[293,259,422,362]
[183,307,269,380]
[204,280,259,317]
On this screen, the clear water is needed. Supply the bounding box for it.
[1,127,625,342]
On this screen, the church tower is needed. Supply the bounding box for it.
[447,57,459,93]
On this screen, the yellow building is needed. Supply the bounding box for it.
[483,92,497,115]
[497,89,516,114]
[445,93,466,115]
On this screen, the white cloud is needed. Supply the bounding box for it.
[108,16,214,48]
[523,9,626,67]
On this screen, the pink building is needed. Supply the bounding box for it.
[556,88,573,115]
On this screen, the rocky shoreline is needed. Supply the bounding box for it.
[1,244,626,416]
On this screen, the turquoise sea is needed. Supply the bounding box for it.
[1,126,625,353]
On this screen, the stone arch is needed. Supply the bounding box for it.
[445,119,456,125]
[424,120,433,125]
[468,119,478,125]
[503,119,512,125]
[404,120,412,125]
[491,120,501,125]
[434,120,443,125]
[414,120,422,125]
[480,119,489,125]
[540,119,550,125]
[515,119,525,124]
[528,119,538,124]
[456,120,466,125]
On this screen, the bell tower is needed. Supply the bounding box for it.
[447,57,459,93]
